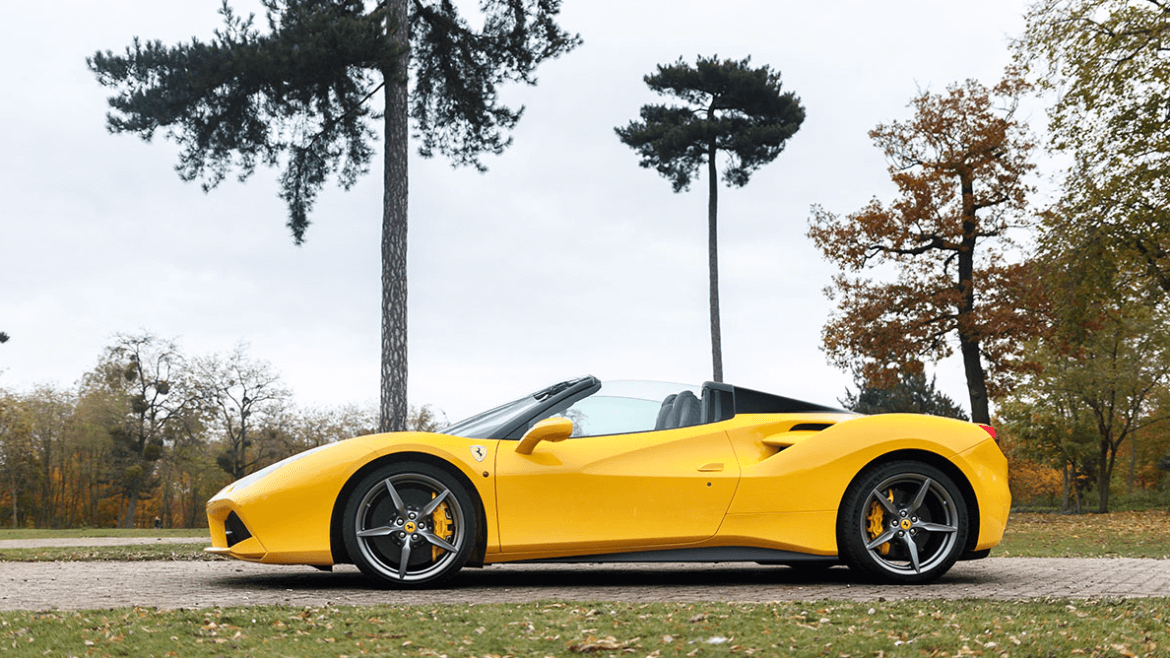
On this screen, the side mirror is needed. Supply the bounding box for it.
[515,416,573,455]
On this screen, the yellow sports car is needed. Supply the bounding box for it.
[206,377,1009,587]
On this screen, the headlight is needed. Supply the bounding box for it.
[220,443,332,496]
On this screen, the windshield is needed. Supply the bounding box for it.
[443,378,708,439]
[441,395,544,439]
[442,377,597,439]
[531,380,701,437]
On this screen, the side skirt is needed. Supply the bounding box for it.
[516,546,838,564]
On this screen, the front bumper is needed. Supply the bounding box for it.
[205,500,269,561]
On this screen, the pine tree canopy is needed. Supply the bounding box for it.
[615,56,805,192]
[841,371,969,421]
[87,0,580,243]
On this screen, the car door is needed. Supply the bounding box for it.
[494,394,740,555]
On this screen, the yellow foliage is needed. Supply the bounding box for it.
[1007,455,1063,505]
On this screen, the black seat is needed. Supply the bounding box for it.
[658,390,701,430]
[673,390,701,428]
[654,394,677,430]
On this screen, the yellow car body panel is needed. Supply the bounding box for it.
[492,423,740,558]
[205,376,1011,584]
[207,432,503,564]
[956,436,1012,550]
[207,439,376,564]
[712,412,1010,555]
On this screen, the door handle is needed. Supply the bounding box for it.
[697,462,723,472]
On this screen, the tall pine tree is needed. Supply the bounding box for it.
[88,0,579,431]
[616,56,804,381]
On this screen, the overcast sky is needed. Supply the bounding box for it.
[0,1,1036,423]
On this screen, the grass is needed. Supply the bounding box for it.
[2,511,1169,562]
[1019,489,1170,513]
[0,544,219,562]
[0,599,1167,657]
[0,528,207,540]
[0,518,1166,655]
[998,510,1170,559]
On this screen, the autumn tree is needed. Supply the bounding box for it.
[616,56,805,382]
[1121,393,1170,494]
[22,386,75,527]
[194,345,291,480]
[808,75,1039,424]
[1015,0,1170,299]
[84,333,198,527]
[88,0,580,432]
[65,388,123,526]
[289,402,378,449]
[998,372,1099,512]
[0,390,34,528]
[1000,303,1170,512]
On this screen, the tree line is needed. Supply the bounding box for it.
[813,0,1170,513]
[0,332,439,529]
[76,0,1170,517]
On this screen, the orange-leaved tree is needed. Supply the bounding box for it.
[808,74,1042,424]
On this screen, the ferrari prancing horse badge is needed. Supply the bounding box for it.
[470,445,487,462]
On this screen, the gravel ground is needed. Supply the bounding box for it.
[1,557,1167,611]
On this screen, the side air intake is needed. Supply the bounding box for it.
[789,423,832,432]
[224,511,252,548]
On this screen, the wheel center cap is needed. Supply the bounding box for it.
[900,518,912,530]
[404,521,417,533]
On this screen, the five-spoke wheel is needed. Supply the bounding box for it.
[342,462,476,588]
[837,461,968,584]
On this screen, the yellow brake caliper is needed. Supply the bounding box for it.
[430,495,453,561]
[866,489,895,556]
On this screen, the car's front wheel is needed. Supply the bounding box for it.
[837,461,968,584]
[342,461,476,588]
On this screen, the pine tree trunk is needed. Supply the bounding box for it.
[380,0,410,433]
[707,130,723,383]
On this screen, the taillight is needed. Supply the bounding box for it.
[978,424,998,441]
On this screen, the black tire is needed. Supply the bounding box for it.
[837,460,968,584]
[342,461,476,588]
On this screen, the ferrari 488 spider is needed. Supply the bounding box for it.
[206,376,1009,587]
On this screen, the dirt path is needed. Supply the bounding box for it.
[0,537,209,549]
[1,558,1166,611]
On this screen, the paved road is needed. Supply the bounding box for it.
[1,558,1166,610]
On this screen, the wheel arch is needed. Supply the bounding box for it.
[836,448,981,556]
[329,451,489,567]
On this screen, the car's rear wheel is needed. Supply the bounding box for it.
[837,461,968,584]
[342,462,476,588]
